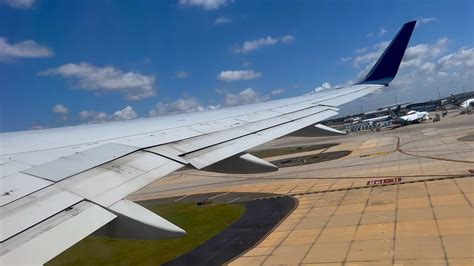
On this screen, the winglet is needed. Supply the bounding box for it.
[359,20,416,85]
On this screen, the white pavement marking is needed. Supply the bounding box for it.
[209,192,229,200]
[174,194,190,202]
[227,197,241,204]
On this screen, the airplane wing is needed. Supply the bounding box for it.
[0,21,416,265]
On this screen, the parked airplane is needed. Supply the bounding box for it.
[356,105,401,127]
[362,115,391,126]
[389,109,430,125]
[459,98,474,114]
[0,21,417,264]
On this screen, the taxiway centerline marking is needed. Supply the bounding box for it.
[174,194,190,202]
[227,197,241,204]
[209,192,229,200]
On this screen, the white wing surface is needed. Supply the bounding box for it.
[0,21,416,265]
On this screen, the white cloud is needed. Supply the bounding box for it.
[366,26,388,38]
[178,0,232,10]
[217,70,262,82]
[112,106,138,120]
[223,88,266,106]
[354,47,367,54]
[30,124,46,130]
[2,0,34,9]
[78,110,108,123]
[149,97,205,116]
[418,17,436,25]
[176,71,189,79]
[52,104,69,114]
[215,16,231,24]
[351,41,389,68]
[208,104,221,110]
[0,37,53,61]
[39,63,156,100]
[341,35,473,105]
[340,57,353,63]
[314,82,332,92]
[242,60,252,67]
[270,88,285,95]
[233,35,295,54]
[79,106,138,123]
[400,38,448,69]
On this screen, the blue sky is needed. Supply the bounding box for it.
[1,0,473,131]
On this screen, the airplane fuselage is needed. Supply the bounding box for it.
[460,98,474,114]
[392,111,429,125]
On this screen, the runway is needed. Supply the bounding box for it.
[129,112,474,265]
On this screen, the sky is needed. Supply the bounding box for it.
[0,0,473,132]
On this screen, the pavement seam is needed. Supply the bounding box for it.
[342,186,372,264]
[392,183,400,265]
[299,189,350,264]
[452,179,472,207]
[424,180,450,266]
[260,191,326,265]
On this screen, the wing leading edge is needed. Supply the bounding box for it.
[0,21,416,265]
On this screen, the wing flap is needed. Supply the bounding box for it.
[0,201,116,265]
[0,186,83,242]
[0,172,53,206]
[54,151,184,206]
[22,143,138,182]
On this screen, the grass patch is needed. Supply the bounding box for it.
[250,143,339,158]
[47,202,245,266]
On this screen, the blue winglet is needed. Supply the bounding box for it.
[359,20,416,85]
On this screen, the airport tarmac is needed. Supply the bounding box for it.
[130,112,474,265]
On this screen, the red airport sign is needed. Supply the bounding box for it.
[367,177,402,186]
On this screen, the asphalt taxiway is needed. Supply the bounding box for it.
[130,112,474,265]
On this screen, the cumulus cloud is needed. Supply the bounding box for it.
[79,106,138,123]
[51,104,69,121]
[233,35,295,54]
[351,41,389,68]
[223,88,267,106]
[178,0,232,10]
[417,17,436,25]
[30,124,46,130]
[215,16,231,24]
[39,63,156,100]
[52,104,69,114]
[314,82,332,93]
[176,71,189,79]
[400,38,448,69]
[149,97,205,116]
[112,106,138,120]
[341,35,473,102]
[78,110,108,123]
[0,37,53,61]
[1,0,35,9]
[217,70,262,82]
[367,26,388,38]
[270,88,285,95]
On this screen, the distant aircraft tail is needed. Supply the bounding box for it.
[359,20,417,85]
